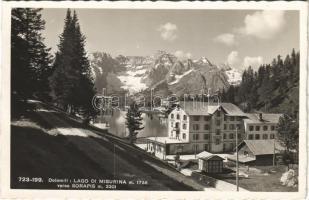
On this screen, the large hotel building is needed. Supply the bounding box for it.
[146,101,282,157]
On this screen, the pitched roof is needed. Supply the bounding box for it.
[178,101,246,116]
[197,151,224,161]
[228,154,256,163]
[237,140,285,155]
[146,137,189,144]
[244,113,283,124]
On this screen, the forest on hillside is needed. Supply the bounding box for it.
[220,49,299,118]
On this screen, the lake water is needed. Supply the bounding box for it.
[107,110,168,138]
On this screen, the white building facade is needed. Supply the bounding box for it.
[243,113,282,140]
[146,101,282,156]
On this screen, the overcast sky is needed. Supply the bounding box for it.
[41,9,299,70]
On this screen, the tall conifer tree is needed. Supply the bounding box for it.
[126,102,144,143]
[50,9,95,118]
[11,8,52,114]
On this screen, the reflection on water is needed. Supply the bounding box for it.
[107,110,168,138]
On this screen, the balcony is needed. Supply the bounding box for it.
[172,127,180,131]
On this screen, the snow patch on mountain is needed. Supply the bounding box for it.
[225,68,242,85]
[127,69,147,76]
[168,69,194,85]
[200,57,212,65]
[117,67,148,93]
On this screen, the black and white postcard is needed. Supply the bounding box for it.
[0,1,308,199]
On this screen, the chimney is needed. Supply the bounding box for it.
[259,113,263,121]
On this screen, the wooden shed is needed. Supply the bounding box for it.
[197,151,224,173]
[229,139,285,166]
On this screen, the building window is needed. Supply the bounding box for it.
[216,129,221,135]
[216,111,221,117]
[262,134,268,139]
[224,115,227,121]
[193,144,199,152]
[248,134,254,140]
[237,133,241,139]
[270,134,275,139]
[175,122,179,128]
[193,116,200,121]
[229,124,235,130]
[230,116,235,121]
[183,115,187,120]
[204,134,209,140]
[255,126,260,131]
[263,126,268,131]
[204,144,209,151]
[176,114,180,119]
[204,124,210,130]
[237,117,242,121]
[229,133,234,139]
[216,120,221,126]
[223,133,227,139]
[182,124,187,130]
[193,124,199,130]
[204,116,210,121]
[271,126,275,131]
[236,124,241,130]
[215,138,220,145]
[176,131,180,139]
[193,134,199,140]
[255,134,260,140]
[182,133,186,139]
[171,114,174,119]
[171,122,173,127]
[224,124,227,130]
[249,126,254,131]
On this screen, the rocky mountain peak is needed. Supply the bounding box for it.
[90,50,238,95]
[195,56,213,66]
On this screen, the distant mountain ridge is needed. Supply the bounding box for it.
[90,50,241,96]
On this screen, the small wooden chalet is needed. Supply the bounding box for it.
[228,139,285,166]
[197,151,224,173]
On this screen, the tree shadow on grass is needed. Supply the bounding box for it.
[11,125,195,191]
[11,125,114,189]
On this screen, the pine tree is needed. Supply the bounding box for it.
[224,49,299,115]
[277,114,298,153]
[49,9,75,108]
[126,102,144,143]
[11,8,52,115]
[49,9,96,119]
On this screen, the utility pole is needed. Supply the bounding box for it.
[113,144,116,178]
[236,127,239,191]
[100,88,105,124]
[194,142,197,158]
[164,140,166,160]
[273,138,276,166]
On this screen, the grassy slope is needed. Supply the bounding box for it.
[11,116,112,189]
[11,110,196,191]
